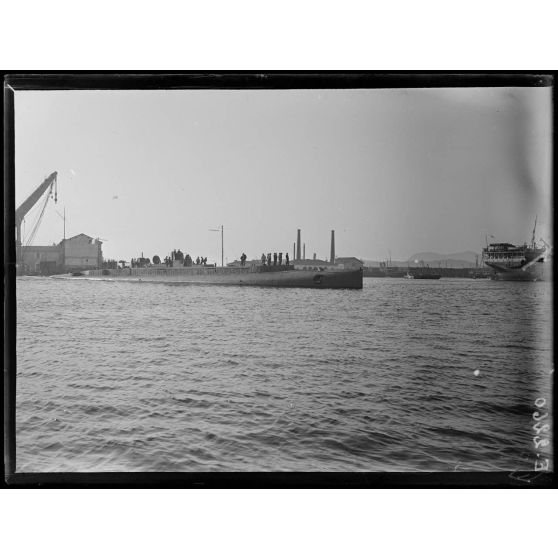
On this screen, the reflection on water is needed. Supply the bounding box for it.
[16,277,553,472]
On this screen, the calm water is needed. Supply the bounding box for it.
[15,276,553,472]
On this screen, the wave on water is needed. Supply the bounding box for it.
[15,277,553,472]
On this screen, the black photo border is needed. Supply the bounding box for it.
[3,71,556,488]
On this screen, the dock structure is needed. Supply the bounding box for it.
[363,266,494,279]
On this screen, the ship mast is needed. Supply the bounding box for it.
[531,216,537,248]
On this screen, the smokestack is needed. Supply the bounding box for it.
[330,230,335,264]
[293,242,296,262]
[303,243,306,260]
[296,229,301,261]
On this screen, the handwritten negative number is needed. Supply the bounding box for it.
[532,411,548,421]
[533,436,550,449]
[532,422,550,435]
[535,458,549,471]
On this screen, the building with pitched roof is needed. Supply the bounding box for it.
[21,233,103,274]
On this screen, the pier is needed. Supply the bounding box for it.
[363,266,494,279]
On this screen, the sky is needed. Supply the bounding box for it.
[14,87,552,263]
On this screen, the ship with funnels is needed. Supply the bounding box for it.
[482,219,552,281]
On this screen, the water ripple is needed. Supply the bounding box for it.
[15,276,553,472]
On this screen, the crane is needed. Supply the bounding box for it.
[15,172,58,267]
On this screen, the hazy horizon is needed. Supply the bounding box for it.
[14,87,552,263]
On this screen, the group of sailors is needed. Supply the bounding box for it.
[103,259,118,269]
[260,252,289,266]
[236,252,291,267]
[130,249,292,269]
[130,257,150,268]
[165,249,208,267]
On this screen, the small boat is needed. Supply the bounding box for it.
[406,262,440,280]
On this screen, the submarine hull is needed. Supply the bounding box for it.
[54,265,364,290]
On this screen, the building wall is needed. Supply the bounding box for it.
[335,258,363,270]
[293,259,337,271]
[19,233,103,275]
[21,246,63,274]
[292,257,363,271]
[62,234,103,270]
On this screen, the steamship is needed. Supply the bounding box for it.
[482,221,551,282]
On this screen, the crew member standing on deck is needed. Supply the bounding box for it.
[278,252,283,265]
[285,253,289,266]
[267,253,272,266]
[273,252,277,266]
[261,253,266,266]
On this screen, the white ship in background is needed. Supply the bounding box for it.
[482,219,552,281]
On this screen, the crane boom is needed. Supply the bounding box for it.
[16,172,58,225]
[15,171,58,268]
